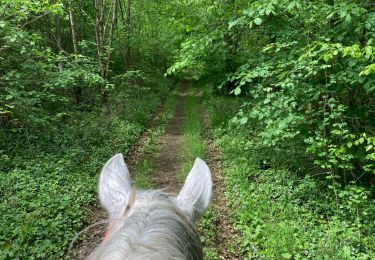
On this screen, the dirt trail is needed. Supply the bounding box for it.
[148,82,240,259]
[151,82,188,193]
[71,83,187,259]
[71,82,238,259]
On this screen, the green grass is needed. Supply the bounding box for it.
[178,84,220,259]
[133,88,179,188]
[134,159,155,189]
[179,87,205,180]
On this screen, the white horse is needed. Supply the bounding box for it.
[88,153,212,259]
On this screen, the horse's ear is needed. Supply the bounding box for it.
[99,153,132,220]
[176,158,212,221]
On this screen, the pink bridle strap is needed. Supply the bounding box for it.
[103,221,115,242]
[103,186,137,242]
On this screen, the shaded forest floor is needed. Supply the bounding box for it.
[71,82,240,259]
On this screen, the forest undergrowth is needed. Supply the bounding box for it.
[203,89,375,259]
[0,79,170,259]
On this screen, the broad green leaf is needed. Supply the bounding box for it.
[254,18,262,25]
[229,20,239,29]
[234,87,241,95]
[240,117,248,125]
[281,253,292,259]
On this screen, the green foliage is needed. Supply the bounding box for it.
[0,0,190,258]
[199,208,220,260]
[0,156,95,259]
[134,159,155,189]
[204,94,375,259]
[170,0,375,184]
[2,0,375,258]
[0,79,170,259]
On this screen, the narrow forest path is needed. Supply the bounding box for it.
[71,82,239,259]
[150,82,188,193]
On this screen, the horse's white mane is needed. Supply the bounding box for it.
[87,154,212,260]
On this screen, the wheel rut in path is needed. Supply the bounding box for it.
[150,82,188,193]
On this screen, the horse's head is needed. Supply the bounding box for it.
[88,153,212,259]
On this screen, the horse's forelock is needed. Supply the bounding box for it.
[88,189,203,260]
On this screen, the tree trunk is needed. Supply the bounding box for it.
[68,0,82,106]
[94,0,108,106]
[54,13,64,71]
[94,0,118,108]
[124,0,131,71]
[105,0,118,79]
[95,0,106,77]
[78,0,86,53]
[68,0,78,55]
